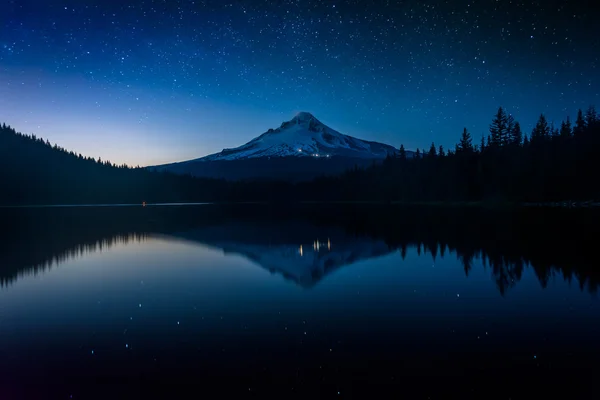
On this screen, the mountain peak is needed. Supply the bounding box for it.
[194,112,398,162]
[292,111,316,121]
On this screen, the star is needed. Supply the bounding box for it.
[0,0,596,166]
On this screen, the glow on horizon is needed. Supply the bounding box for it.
[0,71,389,166]
[1,1,597,166]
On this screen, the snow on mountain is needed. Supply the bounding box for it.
[195,111,397,162]
[166,222,394,288]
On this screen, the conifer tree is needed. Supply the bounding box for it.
[398,144,407,160]
[490,107,509,147]
[531,114,550,143]
[574,109,586,135]
[560,117,572,137]
[506,114,515,146]
[457,128,473,153]
[510,121,523,145]
[428,142,437,158]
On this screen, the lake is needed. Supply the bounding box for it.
[1,204,599,399]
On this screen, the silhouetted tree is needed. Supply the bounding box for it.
[531,114,550,143]
[457,128,473,153]
[510,121,523,145]
[560,117,572,137]
[507,114,515,146]
[490,107,509,147]
[398,144,407,160]
[428,142,437,158]
[574,109,586,135]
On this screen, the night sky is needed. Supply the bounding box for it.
[1,0,598,166]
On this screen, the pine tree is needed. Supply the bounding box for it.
[480,134,486,153]
[523,134,530,147]
[510,121,523,145]
[438,145,445,157]
[560,117,572,137]
[574,109,586,135]
[457,128,473,153]
[531,114,550,143]
[415,148,420,159]
[428,142,437,158]
[489,107,509,147]
[506,114,515,146]
[398,144,407,160]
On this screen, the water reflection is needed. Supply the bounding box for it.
[1,205,599,398]
[170,223,393,287]
[1,204,599,294]
[0,232,149,287]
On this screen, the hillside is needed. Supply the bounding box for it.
[0,124,234,205]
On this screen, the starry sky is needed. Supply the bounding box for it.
[1,0,598,166]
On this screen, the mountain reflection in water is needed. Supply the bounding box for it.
[1,204,600,399]
[1,204,599,294]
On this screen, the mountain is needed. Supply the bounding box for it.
[152,112,401,181]
[165,220,394,288]
[202,112,397,160]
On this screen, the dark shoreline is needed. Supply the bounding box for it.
[2,200,600,209]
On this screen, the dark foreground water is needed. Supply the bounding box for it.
[0,205,599,399]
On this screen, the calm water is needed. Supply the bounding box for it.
[1,205,599,399]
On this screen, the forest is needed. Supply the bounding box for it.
[303,106,600,203]
[0,105,598,205]
[0,123,248,204]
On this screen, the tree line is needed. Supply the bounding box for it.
[0,123,274,205]
[1,105,599,205]
[302,105,600,203]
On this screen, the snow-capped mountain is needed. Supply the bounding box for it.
[151,112,400,181]
[196,111,397,161]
